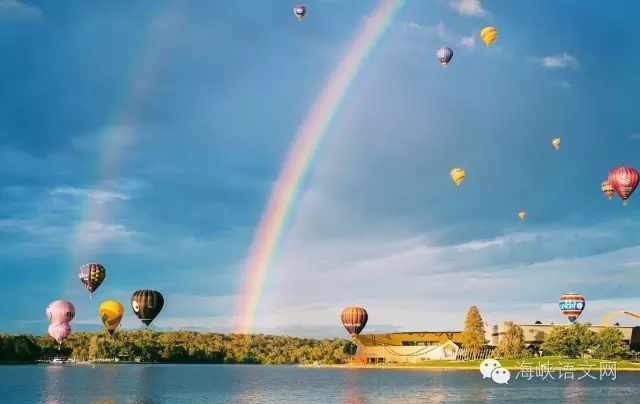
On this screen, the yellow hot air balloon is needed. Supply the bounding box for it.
[480,26,498,47]
[450,168,466,185]
[99,300,124,336]
[552,137,561,150]
[518,211,526,220]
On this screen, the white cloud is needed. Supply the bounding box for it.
[459,35,476,49]
[449,0,486,17]
[629,133,640,141]
[50,186,131,204]
[555,80,571,89]
[0,0,41,19]
[536,53,579,69]
[403,21,449,41]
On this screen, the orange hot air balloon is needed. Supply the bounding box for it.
[518,211,526,220]
[341,307,368,336]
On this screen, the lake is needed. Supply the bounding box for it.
[1,364,639,403]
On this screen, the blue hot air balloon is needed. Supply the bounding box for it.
[436,47,453,68]
[558,293,585,323]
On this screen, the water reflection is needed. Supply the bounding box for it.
[43,365,67,404]
[342,370,366,404]
[129,365,161,404]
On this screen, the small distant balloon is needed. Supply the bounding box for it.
[558,293,585,323]
[293,5,306,21]
[480,26,498,47]
[518,211,526,220]
[552,137,561,150]
[608,166,640,206]
[46,300,76,324]
[450,168,465,186]
[48,323,72,345]
[79,263,106,298]
[341,306,368,336]
[436,47,453,68]
[601,180,614,200]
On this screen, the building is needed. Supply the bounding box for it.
[353,321,640,364]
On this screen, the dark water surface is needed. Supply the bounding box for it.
[1,364,638,403]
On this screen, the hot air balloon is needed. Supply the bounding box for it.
[130,290,164,327]
[99,300,124,336]
[608,166,640,205]
[601,180,614,200]
[558,293,585,323]
[552,137,561,150]
[48,323,72,346]
[293,4,306,20]
[480,26,498,47]
[450,168,465,186]
[341,307,368,337]
[436,47,453,68]
[79,263,106,298]
[46,301,76,324]
[518,211,526,220]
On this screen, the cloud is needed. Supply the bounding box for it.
[50,186,131,204]
[403,21,449,41]
[555,80,571,89]
[459,35,476,49]
[0,0,41,19]
[629,133,640,141]
[536,53,579,69]
[449,0,486,17]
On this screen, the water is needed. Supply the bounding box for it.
[1,364,639,403]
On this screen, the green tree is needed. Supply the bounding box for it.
[541,322,596,358]
[494,321,525,359]
[592,327,630,360]
[460,306,486,354]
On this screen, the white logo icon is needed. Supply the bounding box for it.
[479,359,511,384]
[619,175,631,185]
[491,367,511,384]
[131,301,139,313]
[479,359,501,379]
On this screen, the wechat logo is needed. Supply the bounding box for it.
[479,359,511,384]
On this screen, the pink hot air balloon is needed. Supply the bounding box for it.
[46,300,76,324]
[48,323,72,345]
[608,166,640,206]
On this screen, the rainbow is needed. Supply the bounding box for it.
[234,0,406,334]
[66,4,184,293]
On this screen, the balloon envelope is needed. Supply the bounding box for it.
[436,47,453,67]
[293,5,306,20]
[601,180,614,200]
[79,263,106,296]
[552,138,561,150]
[558,293,585,323]
[100,300,125,336]
[518,211,526,220]
[130,290,164,326]
[480,26,498,46]
[46,301,76,324]
[450,168,465,185]
[608,166,640,205]
[48,323,72,345]
[341,306,368,336]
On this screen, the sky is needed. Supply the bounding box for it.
[1,0,640,338]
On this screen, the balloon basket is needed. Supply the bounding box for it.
[90,294,94,299]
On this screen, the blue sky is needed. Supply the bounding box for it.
[2,0,640,337]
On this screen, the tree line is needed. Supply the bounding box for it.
[0,330,355,364]
[459,306,631,361]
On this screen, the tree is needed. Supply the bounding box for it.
[495,321,526,359]
[592,327,630,360]
[541,322,596,358]
[460,306,486,354]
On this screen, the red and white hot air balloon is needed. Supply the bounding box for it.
[608,166,640,206]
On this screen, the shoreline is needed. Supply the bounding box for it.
[298,363,640,372]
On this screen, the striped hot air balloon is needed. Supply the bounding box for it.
[558,293,585,323]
